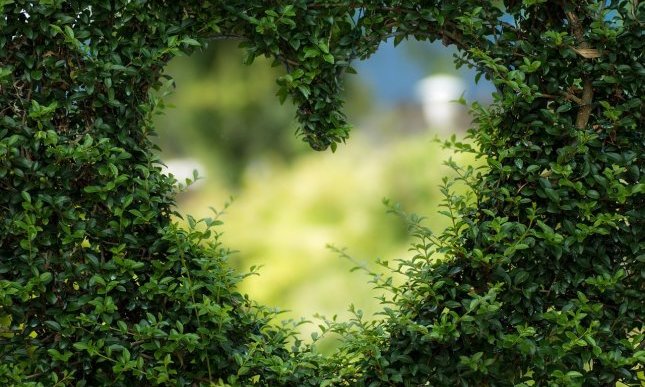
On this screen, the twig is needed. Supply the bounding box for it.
[565,9,594,129]
[576,78,593,129]
[539,92,584,105]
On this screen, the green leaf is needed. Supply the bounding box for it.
[514,270,529,285]
[303,47,319,59]
[544,188,559,202]
[181,37,201,46]
[586,190,600,199]
[44,320,61,330]
[73,342,89,351]
[40,272,53,284]
[323,53,335,64]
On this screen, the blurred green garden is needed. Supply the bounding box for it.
[153,40,485,346]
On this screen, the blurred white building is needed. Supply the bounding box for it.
[416,74,466,133]
[162,158,206,190]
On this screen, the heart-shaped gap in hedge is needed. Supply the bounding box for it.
[2,2,641,385]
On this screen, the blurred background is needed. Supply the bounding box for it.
[153,38,493,349]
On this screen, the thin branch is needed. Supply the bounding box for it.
[203,34,246,41]
[565,8,594,129]
[539,92,583,105]
[576,78,593,129]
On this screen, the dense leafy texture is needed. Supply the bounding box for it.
[1,0,643,386]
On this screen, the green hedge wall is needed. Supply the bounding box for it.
[1,1,642,386]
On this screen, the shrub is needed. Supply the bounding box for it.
[1,1,642,386]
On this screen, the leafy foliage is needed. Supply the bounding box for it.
[1,0,643,386]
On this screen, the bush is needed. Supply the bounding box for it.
[1,1,642,386]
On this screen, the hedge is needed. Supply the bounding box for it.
[1,1,642,386]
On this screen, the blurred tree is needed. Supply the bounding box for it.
[155,41,374,186]
[154,41,303,185]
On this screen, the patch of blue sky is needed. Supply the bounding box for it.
[354,38,495,106]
